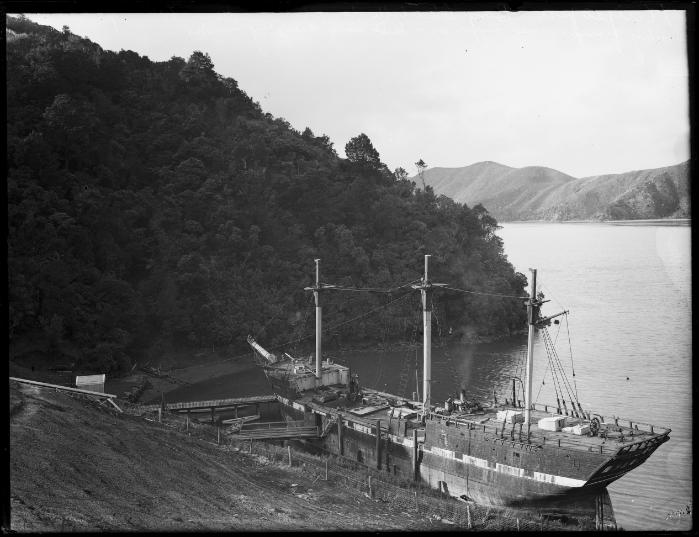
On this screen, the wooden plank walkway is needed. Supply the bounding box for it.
[231,425,319,440]
[140,394,277,413]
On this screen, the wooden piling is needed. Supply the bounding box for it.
[337,413,344,455]
[325,460,328,481]
[466,504,471,529]
[288,445,292,466]
[412,428,419,481]
[368,475,373,498]
[158,408,162,423]
[217,426,220,445]
[375,419,381,470]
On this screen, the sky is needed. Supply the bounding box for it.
[22,11,690,178]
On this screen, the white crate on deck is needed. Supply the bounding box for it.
[537,415,566,431]
[562,423,591,435]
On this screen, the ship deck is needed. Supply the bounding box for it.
[440,403,670,454]
[288,381,670,456]
[266,357,670,457]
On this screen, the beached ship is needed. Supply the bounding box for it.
[247,256,671,508]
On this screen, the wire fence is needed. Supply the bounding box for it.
[129,405,606,531]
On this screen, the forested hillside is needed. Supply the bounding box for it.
[7,16,527,374]
[421,161,690,222]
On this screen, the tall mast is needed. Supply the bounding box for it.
[524,268,538,425]
[422,255,432,412]
[314,259,322,379]
[304,260,337,383]
[412,254,445,414]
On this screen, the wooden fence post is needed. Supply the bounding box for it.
[217,426,220,445]
[375,419,381,470]
[288,445,292,466]
[412,428,419,481]
[337,413,344,455]
[186,415,189,432]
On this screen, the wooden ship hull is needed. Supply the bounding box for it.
[246,256,671,512]
[270,380,669,508]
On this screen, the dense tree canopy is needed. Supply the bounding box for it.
[7,16,527,373]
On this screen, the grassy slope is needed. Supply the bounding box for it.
[9,381,444,531]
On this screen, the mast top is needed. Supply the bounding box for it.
[411,254,446,291]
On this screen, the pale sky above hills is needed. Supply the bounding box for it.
[23,11,689,178]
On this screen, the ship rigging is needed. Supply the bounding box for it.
[245,255,671,508]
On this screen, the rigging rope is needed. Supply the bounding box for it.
[534,320,563,405]
[542,326,582,416]
[320,278,422,294]
[263,290,414,353]
[442,285,529,300]
[541,327,564,410]
[534,359,550,404]
[564,313,579,400]
[290,293,315,354]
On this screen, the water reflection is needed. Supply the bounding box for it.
[333,336,530,405]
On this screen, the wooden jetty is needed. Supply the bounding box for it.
[140,395,278,424]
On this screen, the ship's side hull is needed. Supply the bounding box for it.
[276,399,668,509]
[420,418,606,506]
[278,399,418,480]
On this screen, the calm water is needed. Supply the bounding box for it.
[495,222,692,531]
[167,221,692,530]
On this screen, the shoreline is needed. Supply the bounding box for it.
[502,217,690,225]
[106,354,259,403]
[10,330,527,405]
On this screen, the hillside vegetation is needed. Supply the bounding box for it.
[420,161,690,222]
[7,16,527,375]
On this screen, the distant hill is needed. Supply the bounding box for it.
[418,161,690,222]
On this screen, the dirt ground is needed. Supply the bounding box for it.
[8,381,452,531]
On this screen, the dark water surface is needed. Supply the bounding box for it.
[166,221,691,530]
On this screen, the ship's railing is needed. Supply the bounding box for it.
[432,399,671,454]
[529,402,671,436]
[426,413,619,455]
